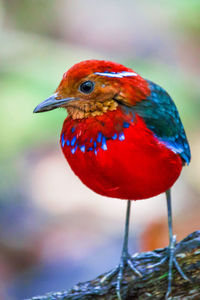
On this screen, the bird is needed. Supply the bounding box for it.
[33,59,191,299]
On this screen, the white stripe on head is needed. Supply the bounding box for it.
[94,71,137,78]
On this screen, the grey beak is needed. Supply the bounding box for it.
[33,94,76,113]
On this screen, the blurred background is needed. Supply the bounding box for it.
[0,0,200,299]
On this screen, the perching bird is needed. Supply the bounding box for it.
[34,60,191,299]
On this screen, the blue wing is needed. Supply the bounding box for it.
[132,80,191,165]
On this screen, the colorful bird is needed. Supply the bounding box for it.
[33,60,191,299]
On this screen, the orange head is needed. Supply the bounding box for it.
[33,60,150,119]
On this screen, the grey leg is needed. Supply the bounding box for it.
[101,200,141,300]
[166,189,190,299]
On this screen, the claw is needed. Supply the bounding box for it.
[127,254,142,277]
[150,235,190,299]
[100,252,142,300]
[116,255,142,300]
[173,257,190,281]
[166,235,191,298]
[100,266,119,283]
[116,260,125,300]
[147,256,167,269]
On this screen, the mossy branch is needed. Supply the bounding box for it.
[28,231,200,300]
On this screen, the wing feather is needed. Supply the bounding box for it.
[132,80,191,164]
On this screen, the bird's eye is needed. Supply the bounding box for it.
[79,81,95,94]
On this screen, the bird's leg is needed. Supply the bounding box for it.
[100,200,142,300]
[165,189,190,298]
[150,189,190,298]
[115,200,142,300]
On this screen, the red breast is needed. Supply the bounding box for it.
[60,108,182,200]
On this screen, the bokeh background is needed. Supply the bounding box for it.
[1,1,200,299]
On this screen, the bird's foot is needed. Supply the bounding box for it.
[100,252,142,300]
[166,235,190,299]
[150,235,190,299]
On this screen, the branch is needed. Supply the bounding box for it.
[29,231,200,300]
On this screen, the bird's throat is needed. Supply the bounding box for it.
[66,99,118,119]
